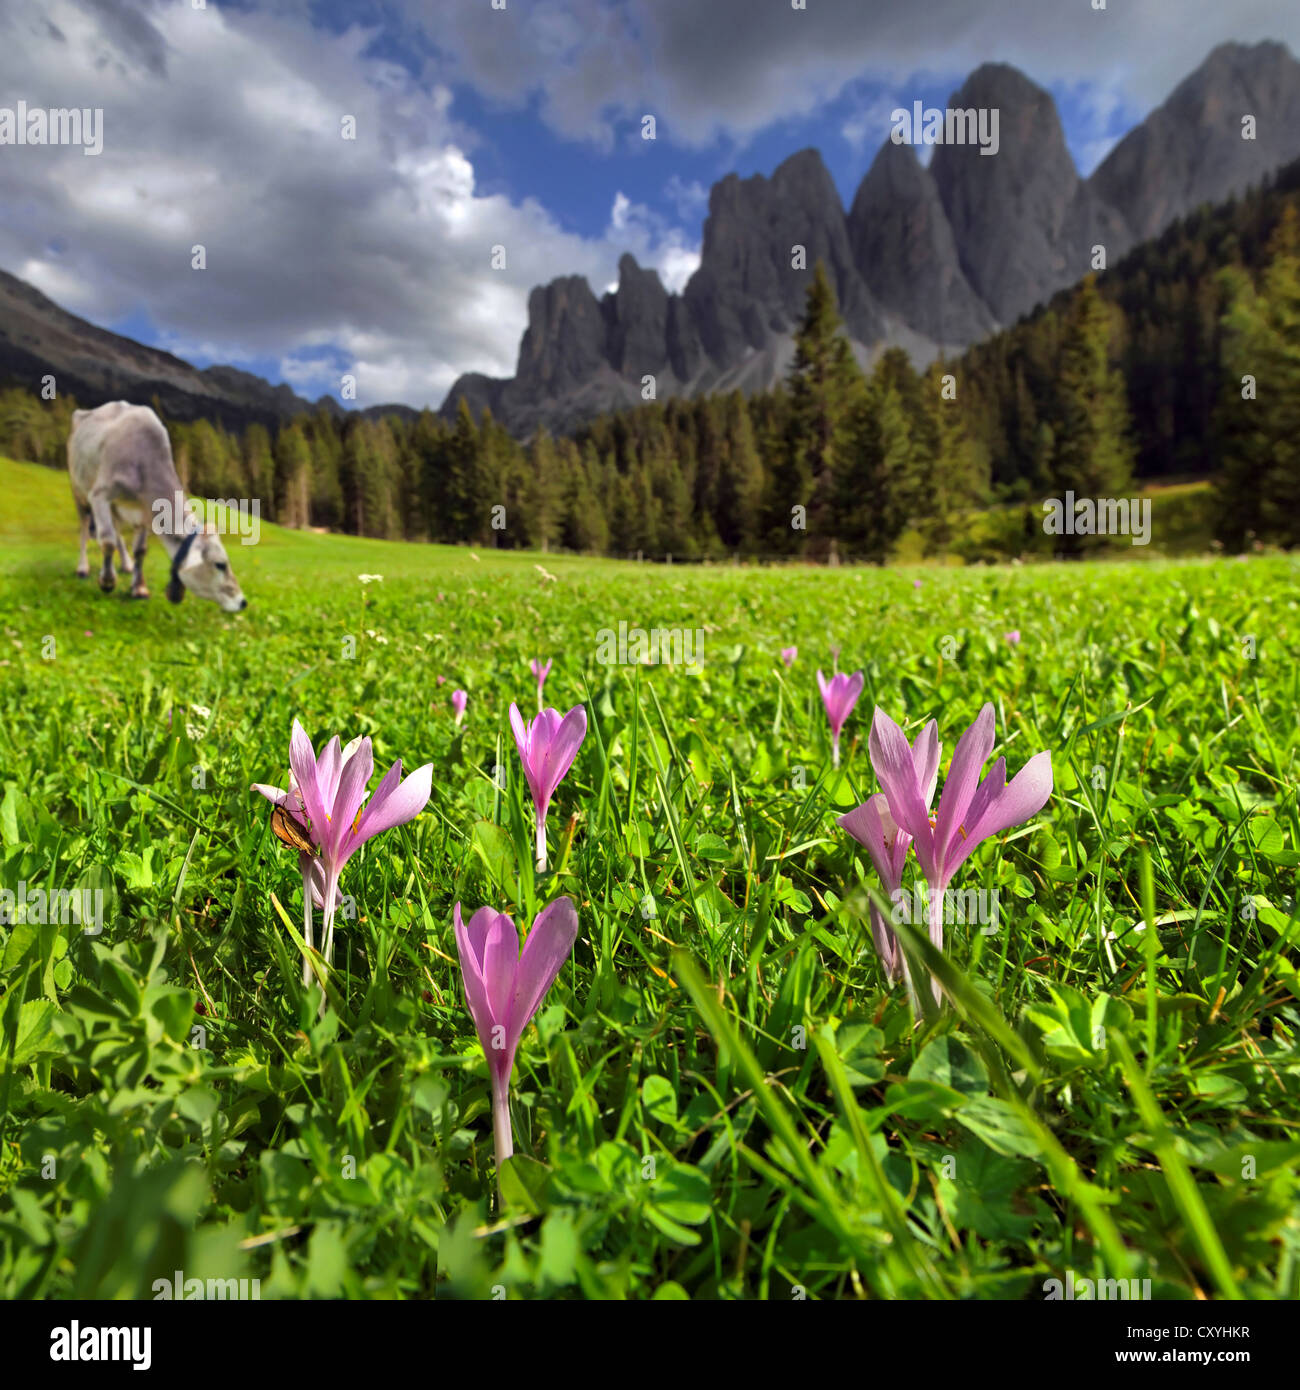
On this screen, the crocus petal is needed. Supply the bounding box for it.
[302,854,327,909]
[329,736,374,857]
[454,903,496,1043]
[509,896,579,1037]
[933,703,996,870]
[912,720,941,808]
[538,705,587,804]
[949,752,1053,875]
[838,672,865,726]
[970,751,1053,846]
[868,905,902,981]
[481,912,519,1036]
[508,703,534,798]
[354,761,433,843]
[316,736,343,810]
[868,708,932,843]
[251,782,289,805]
[839,794,907,891]
[289,720,329,836]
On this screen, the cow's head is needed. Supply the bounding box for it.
[167,528,247,612]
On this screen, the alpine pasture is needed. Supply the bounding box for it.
[0,455,1297,1300]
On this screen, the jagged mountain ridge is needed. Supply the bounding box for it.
[442,40,1300,438]
[0,269,417,431]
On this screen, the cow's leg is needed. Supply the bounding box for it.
[111,508,132,574]
[74,499,92,578]
[89,490,120,592]
[129,522,150,598]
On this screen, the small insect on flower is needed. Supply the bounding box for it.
[270,803,317,855]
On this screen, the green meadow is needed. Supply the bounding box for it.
[0,454,1297,1299]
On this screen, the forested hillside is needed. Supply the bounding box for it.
[4,159,1298,558]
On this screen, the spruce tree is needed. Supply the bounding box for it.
[1050,275,1136,555]
[1214,206,1300,548]
[767,261,862,553]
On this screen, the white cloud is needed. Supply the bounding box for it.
[663,173,708,220]
[404,0,1300,154]
[605,191,700,293]
[0,0,703,409]
[841,94,906,154]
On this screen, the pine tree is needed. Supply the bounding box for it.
[521,428,562,550]
[767,261,863,552]
[274,423,312,529]
[716,391,763,550]
[1050,275,1136,554]
[1214,206,1300,548]
[242,423,275,522]
[917,361,988,555]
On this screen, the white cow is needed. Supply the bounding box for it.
[67,402,247,612]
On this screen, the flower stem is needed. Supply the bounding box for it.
[318,875,337,1019]
[491,1070,514,1191]
[535,811,547,873]
[301,877,313,987]
[832,734,841,770]
[927,880,945,1008]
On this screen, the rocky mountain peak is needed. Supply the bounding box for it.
[1090,39,1300,242]
[848,139,996,347]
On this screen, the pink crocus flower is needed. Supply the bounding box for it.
[452,690,468,725]
[1005,630,1021,646]
[838,719,938,1010]
[437,674,446,686]
[913,579,923,590]
[530,657,553,711]
[817,670,864,769]
[867,703,1052,1001]
[252,720,432,991]
[509,702,587,871]
[453,897,579,1183]
[780,646,797,668]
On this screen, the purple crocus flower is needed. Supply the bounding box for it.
[838,718,938,1009]
[1005,630,1021,646]
[452,690,468,725]
[816,669,864,769]
[530,657,553,711]
[509,702,587,871]
[453,897,579,1180]
[780,646,797,668]
[253,720,432,990]
[868,703,1052,1000]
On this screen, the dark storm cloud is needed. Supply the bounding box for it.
[402,0,1300,147]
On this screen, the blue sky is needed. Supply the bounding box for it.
[0,0,1295,408]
